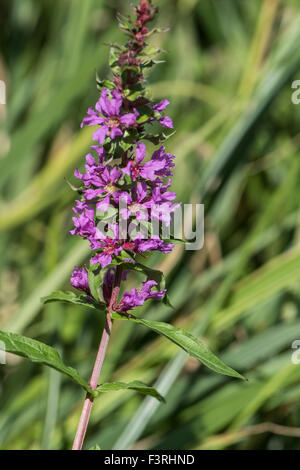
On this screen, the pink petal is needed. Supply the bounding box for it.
[159,116,174,129]
[119,113,136,126]
[136,143,146,164]
[93,125,109,144]
[153,100,170,112]
[110,127,123,139]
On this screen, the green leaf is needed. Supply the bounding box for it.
[42,290,103,311]
[96,380,165,403]
[0,330,94,395]
[123,262,166,290]
[64,177,84,193]
[137,114,150,124]
[119,140,131,151]
[142,134,161,145]
[163,238,186,244]
[96,79,115,91]
[88,262,123,304]
[88,266,103,303]
[126,90,143,102]
[162,294,175,309]
[143,45,162,56]
[142,130,175,145]
[109,50,119,69]
[112,314,245,381]
[89,445,101,450]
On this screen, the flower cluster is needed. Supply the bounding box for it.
[69,1,180,313]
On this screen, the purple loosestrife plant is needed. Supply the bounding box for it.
[0,0,245,452]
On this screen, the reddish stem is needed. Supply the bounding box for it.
[72,266,122,450]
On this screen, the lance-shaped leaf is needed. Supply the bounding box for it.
[88,266,104,303]
[123,262,165,289]
[64,177,84,194]
[163,237,186,244]
[0,330,95,395]
[42,290,104,311]
[88,262,122,304]
[96,380,165,402]
[111,314,245,381]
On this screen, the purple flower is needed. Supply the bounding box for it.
[70,209,96,238]
[90,234,123,268]
[83,166,122,212]
[70,266,90,295]
[146,180,180,226]
[152,99,173,128]
[151,202,179,226]
[122,144,174,182]
[134,237,174,254]
[119,181,149,222]
[72,199,92,215]
[74,148,105,187]
[81,88,138,144]
[117,280,166,313]
[159,116,173,128]
[91,145,105,163]
[152,182,177,203]
[147,145,175,179]
[152,99,170,112]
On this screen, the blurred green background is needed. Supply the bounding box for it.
[1,0,300,450]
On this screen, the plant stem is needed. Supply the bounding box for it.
[72,266,123,450]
